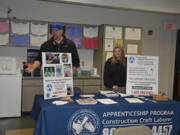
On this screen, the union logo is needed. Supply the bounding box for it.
[68,109,100,135]
[129,56,135,63]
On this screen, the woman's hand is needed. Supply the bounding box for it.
[112,85,119,92]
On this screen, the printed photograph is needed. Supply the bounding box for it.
[56,65,63,77]
[61,53,69,63]
[66,84,73,95]
[44,67,55,77]
[64,64,72,77]
[46,53,60,64]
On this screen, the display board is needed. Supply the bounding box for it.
[124,27,142,55]
[42,52,73,100]
[126,55,159,95]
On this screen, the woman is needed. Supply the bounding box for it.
[103,46,126,92]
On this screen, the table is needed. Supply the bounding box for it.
[31,94,180,135]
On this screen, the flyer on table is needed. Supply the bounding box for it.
[126,55,159,96]
[42,52,73,99]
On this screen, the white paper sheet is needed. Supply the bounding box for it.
[127,44,138,54]
[0,33,9,45]
[105,26,122,39]
[125,98,144,103]
[104,39,113,51]
[83,27,98,38]
[11,21,29,35]
[31,23,48,35]
[125,28,141,40]
[118,93,129,97]
[97,99,118,104]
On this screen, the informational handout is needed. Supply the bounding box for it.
[96,99,118,104]
[125,98,144,103]
[126,56,158,96]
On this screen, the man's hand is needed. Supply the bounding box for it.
[24,60,41,74]
[25,65,36,73]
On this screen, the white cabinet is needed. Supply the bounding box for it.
[0,74,22,118]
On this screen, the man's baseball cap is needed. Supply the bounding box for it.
[50,23,63,30]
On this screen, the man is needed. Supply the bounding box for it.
[25,23,80,74]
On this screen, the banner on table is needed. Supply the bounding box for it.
[126,55,158,96]
[42,52,73,99]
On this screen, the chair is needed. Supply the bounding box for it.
[113,126,152,135]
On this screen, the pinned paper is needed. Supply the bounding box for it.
[127,44,138,54]
[105,26,122,39]
[83,26,98,38]
[11,21,29,35]
[11,35,29,46]
[0,33,9,45]
[104,39,113,51]
[0,20,9,33]
[30,35,47,47]
[125,28,141,40]
[31,23,48,35]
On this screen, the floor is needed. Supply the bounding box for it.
[0,113,36,135]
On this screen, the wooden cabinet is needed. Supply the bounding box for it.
[22,77,101,112]
[22,79,44,112]
[83,79,101,93]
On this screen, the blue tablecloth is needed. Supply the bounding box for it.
[31,94,180,135]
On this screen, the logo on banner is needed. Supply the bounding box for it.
[68,109,100,135]
[128,56,135,63]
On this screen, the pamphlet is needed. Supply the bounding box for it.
[96,99,118,104]
[76,98,97,105]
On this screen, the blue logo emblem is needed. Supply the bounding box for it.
[129,56,135,63]
[46,84,52,91]
[68,109,100,135]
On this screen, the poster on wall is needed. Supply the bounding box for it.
[0,56,16,74]
[42,52,73,100]
[126,55,158,96]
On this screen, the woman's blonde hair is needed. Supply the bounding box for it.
[111,46,126,67]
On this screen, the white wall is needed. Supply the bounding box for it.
[1,0,180,98]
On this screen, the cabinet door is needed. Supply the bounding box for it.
[22,86,43,112]
[83,86,101,93]
[83,79,101,93]
[83,79,101,85]
[73,79,83,93]
[23,79,43,86]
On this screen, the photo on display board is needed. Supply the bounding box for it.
[56,65,63,77]
[64,64,72,77]
[66,84,73,95]
[46,53,60,64]
[61,53,69,63]
[44,67,55,77]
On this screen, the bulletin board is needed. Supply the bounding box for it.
[99,24,143,90]
[124,26,142,55]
